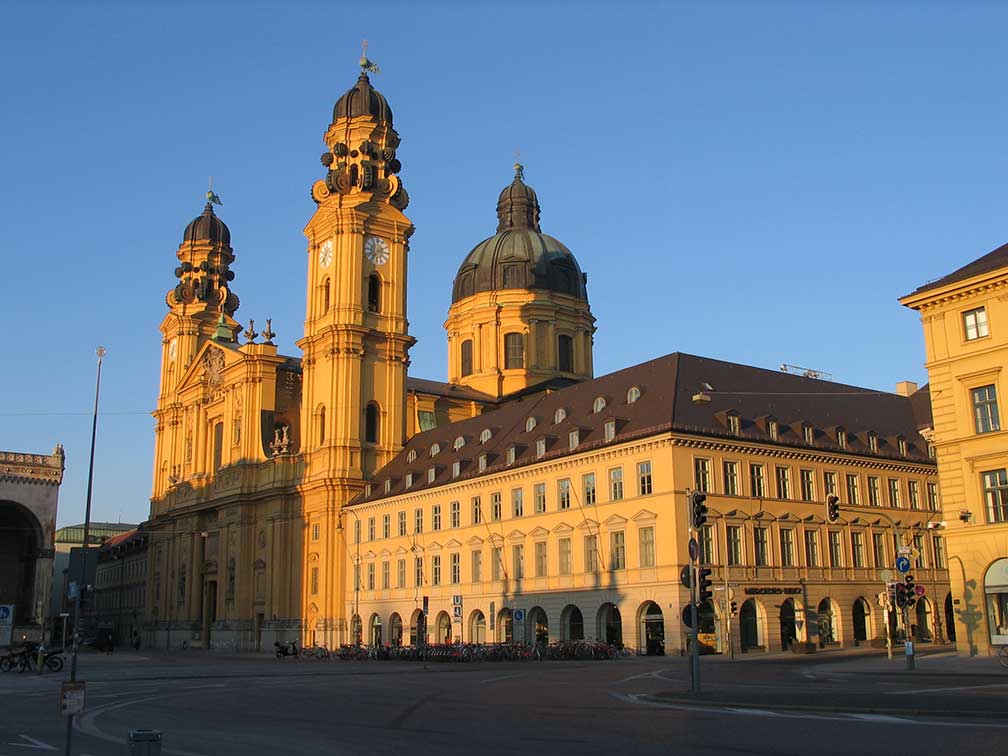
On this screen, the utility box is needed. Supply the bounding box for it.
[127,729,162,755]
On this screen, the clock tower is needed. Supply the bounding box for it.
[297,69,414,498]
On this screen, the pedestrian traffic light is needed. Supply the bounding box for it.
[904,574,917,608]
[690,491,708,529]
[697,567,713,603]
[730,600,738,616]
[826,494,840,522]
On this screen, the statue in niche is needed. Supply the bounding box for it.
[270,423,290,456]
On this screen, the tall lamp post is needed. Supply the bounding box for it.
[340,508,361,645]
[63,346,106,756]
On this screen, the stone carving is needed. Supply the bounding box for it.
[202,348,225,388]
[270,424,290,456]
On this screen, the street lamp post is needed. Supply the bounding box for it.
[341,508,361,645]
[63,346,106,756]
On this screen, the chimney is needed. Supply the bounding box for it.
[895,381,918,397]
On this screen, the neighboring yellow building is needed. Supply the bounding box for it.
[144,65,948,654]
[901,245,1008,656]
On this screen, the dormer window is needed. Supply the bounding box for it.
[407,449,417,463]
[837,428,847,449]
[480,428,492,444]
[803,425,813,444]
[384,480,391,494]
[593,397,606,414]
[928,443,936,459]
[478,454,487,473]
[452,461,460,478]
[506,446,516,466]
[898,437,907,457]
[453,436,465,451]
[365,483,372,497]
[430,443,440,457]
[536,439,546,458]
[428,467,436,484]
[555,408,567,424]
[525,417,536,433]
[868,433,878,453]
[627,386,641,404]
[768,419,778,441]
[604,420,615,442]
[405,473,413,488]
[727,414,740,435]
[569,430,579,450]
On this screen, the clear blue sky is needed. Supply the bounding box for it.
[2,1,1005,527]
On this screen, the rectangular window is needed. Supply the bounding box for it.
[397,559,405,588]
[382,514,390,539]
[569,430,580,450]
[638,460,653,495]
[699,524,714,565]
[932,534,946,568]
[472,496,482,525]
[506,446,515,466]
[382,561,390,590]
[611,531,626,570]
[604,420,616,442]
[723,461,739,496]
[471,550,482,583]
[431,555,441,586]
[312,523,320,541]
[982,468,1008,522]
[311,567,319,595]
[451,501,460,528]
[583,473,597,505]
[846,474,860,506]
[780,528,794,567]
[804,530,819,567]
[927,482,939,512]
[750,464,766,498]
[452,460,460,478]
[478,454,487,472]
[512,488,524,517]
[963,306,989,340]
[535,541,547,577]
[491,492,502,521]
[868,476,881,507]
[754,527,769,566]
[451,553,460,584]
[913,534,926,569]
[368,517,375,541]
[414,556,423,587]
[491,547,503,581]
[558,478,572,510]
[823,471,837,497]
[887,478,901,508]
[800,469,815,502]
[414,508,423,534]
[639,526,655,568]
[584,534,599,572]
[504,332,525,369]
[536,439,546,458]
[534,483,546,513]
[775,466,790,500]
[908,481,920,510]
[432,505,441,531]
[694,457,711,492]
[872,532,886,568]
[727,525,742,566]
[828,531,843,568]
[398,511,406,536]
[609,467,624,501]
[354,519,361,544]
[851,531,865,568]
[559,537,572,575]
[972,385,1001,433]
[367,563,375,591]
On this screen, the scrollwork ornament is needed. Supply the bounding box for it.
[312,180,331,203]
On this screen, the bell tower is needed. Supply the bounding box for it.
[297,67,414,491]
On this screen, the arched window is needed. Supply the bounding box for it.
[318,406,326,445]
[407,449,417,463]
[480,428,492,444]
[555,408,567,424]
[460,339,474,377]
[365,403,380,444]
[593,396,606,414]
[504,332,524,369]
[558,334,574,373]
[627,386,641,404]
[321,278,330,314]
[453,436,465,451]
[367,274,381,313]
[430,443,440,457]
[525,417,537,433]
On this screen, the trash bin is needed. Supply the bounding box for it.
[127,729,162,755]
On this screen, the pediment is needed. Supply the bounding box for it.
[379,548,392,557]
[722,509,749,520]
[175,339,245,395]
[803,514,826,525]
[631,509,657,523]
[488,533,504,546]
[364,550,376,559]
[395,546,409,555]
[466,536,484,546]
[576,519,599,531]
[506,529,526,541]
[426,541,442,552]
[307,603,319,614]
[444,539,461,549]
[603,514,628,527]
[777,512,801,523]
[848,516,869,526]
[200,560,217,575]
[752,510,775,521]
[307,552,319,562]
[529,526,549,538]
[552,522,574,534]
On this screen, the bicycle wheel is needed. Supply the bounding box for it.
[998,645,1008,668]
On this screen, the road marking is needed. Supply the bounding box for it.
[616,669,673,685]
[8,736,56,750]
[480,673,523,684]
[849,713,909,723]
[884,682,1008,695]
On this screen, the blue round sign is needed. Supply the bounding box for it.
[895,556,911,573]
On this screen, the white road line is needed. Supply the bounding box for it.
[849,713,909,723]
[480,673,523,684]
[884,682,1008,695]
[8,735,56,750]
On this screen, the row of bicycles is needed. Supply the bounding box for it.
[0,642,65,673]
[289,639,626,663]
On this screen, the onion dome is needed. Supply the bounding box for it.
[183,203,231,246]
[451,165,588,304]
[332,73,393,126]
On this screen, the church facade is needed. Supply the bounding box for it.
[145,69,950,654]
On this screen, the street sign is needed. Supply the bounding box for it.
[910,549,920,561]
[898,545,912,555]
[681,605,693,628]
[452,594,462,606]
[688,538,699,562]
[0,605,13,646]
[914,585,926,597]
[795,619,804,631]
[489,601,495,630]
[452,605,462,621]
[422,595,429,617]
[895,556,911,573]
[679,566,692,589]
[513,609,525,623]
[60,681,85,716]
[879,569,894,583]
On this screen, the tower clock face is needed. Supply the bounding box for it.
[318,239,333,268]
[364,236,390,266]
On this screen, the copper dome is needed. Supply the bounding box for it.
[183,203,231,246]
[332,74,393,126]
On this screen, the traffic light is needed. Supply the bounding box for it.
[690,491,708,529]
[697,567,713,603]
[826,494,840,522]
[730,600,738,616]
[904,574,917,608]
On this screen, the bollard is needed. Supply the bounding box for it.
[127,729,162,756]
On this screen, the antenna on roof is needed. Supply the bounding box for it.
[780,363,832,381]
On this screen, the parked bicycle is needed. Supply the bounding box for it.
[997,644,1008,668]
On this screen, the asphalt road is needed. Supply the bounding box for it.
[2,649,1007,755]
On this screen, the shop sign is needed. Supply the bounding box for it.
[744,587,801,595]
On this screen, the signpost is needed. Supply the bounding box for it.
[0,605,13,647]
[59,682,85,717]
[895,556,911,574]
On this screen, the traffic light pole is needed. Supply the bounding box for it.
[689,550,700,694]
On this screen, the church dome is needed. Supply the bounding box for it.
[451,167,588,304]
[332,74,393,126]
[183,203,230,246]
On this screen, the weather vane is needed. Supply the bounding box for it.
[514,148,524,180]
[207,175,222,206]
[360,39,381,74]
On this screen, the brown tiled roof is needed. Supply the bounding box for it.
[406,377,497,403]
[909,384,933,430]
[907,240,1008,296]
[352,353,933,504]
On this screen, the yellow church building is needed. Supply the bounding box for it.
[144,66,949,655]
